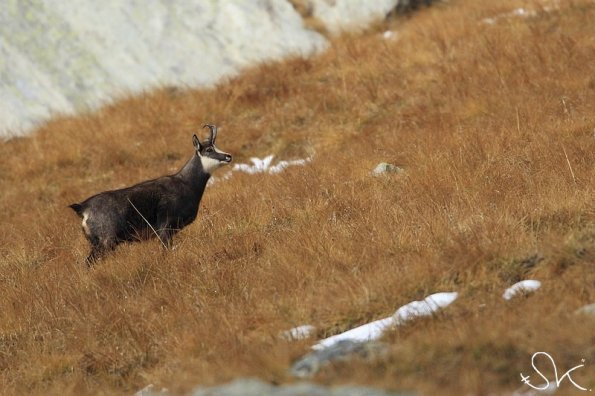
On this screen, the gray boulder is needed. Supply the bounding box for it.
[0,1,327,137]
[291,340,388,378]
[190,377,416,396]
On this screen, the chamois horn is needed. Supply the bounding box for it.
[202,124,217,143]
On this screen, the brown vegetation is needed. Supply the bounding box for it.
[0,0,593,394]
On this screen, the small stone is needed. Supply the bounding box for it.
[371,163,404,176]
[382,31,396,40]
[575,303,595,316]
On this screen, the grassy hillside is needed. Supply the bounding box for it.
[0,0,593,394]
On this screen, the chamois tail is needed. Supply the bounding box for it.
[69,203,84,217]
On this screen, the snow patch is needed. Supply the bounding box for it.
[208,155,312,186]
[482,8,538,24]
[393,292,459,324]
[502,280,541,300]
[281,325,316,341]
[481,3,559,25]
[233,155,312,175]
[312,292,458,350]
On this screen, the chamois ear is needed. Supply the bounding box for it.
[192,134,202,151]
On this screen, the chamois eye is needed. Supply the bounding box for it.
[206,147,213,153]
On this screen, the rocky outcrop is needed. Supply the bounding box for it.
[293,0,434,35]
[0,0,433,138]
[136,377,418,396]
[305,0,399,35]
[0,1,326,137]
[190,378,417,396]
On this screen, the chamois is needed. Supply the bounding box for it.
[69,124,232,265]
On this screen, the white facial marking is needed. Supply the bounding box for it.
[199,145,231,174]
[200,156,223,173]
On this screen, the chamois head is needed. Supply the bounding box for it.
[193,124,232,174]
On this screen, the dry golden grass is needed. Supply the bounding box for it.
[0,0,594,394]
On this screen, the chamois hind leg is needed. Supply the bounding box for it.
[85,235,116,267]
[85,248,102,267]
